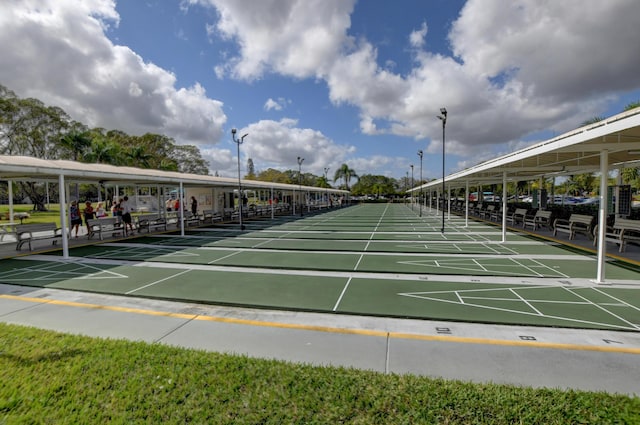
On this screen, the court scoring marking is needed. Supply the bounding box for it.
[1,255,639,331]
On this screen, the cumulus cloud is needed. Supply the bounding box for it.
[198,0,640,162]
[229,118,356,177]
[409,22,428,48]
[0,0,226,146]
[190,0,357,81]
[5,0,640,179]
[263,97,291,111]
[264,98,282,111]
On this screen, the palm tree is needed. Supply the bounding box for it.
[624,101,640,111]
[316,175,331,188]
[60,131,91,161]
[333,163,358,190]
[126,145,152,168]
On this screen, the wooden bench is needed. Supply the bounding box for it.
[182,212,201,227]
[523,210,553,231]
[87,217,124,240]
[480,204,495,220]
[472,203,486,216]
[16,222,63,250]
[506,208,528,226]
[202,209,223,224]
[553,214,595,240]
[136,213,167,233]
[489,205,502,221]
[594,218,640,252]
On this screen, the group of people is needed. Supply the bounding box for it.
[70,195,200,238]
[166,196,198,216]
[69,196,134,238]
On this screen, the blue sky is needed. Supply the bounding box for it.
[2,0,640,184]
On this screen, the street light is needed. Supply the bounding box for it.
[437,107,447,233]
[232,128,248,230]
[410,164,414,211]
[297,156,304,217]
[324,167,330,208]
[417,150,423,217]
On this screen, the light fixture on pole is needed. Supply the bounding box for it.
[410,164,414,211]
[324,167,330,208]
[232,128,248,230]
[437,107,447,233]
[417,150,423,217]
[297,156,304,217]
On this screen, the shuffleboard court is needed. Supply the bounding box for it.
[2,203,639,331]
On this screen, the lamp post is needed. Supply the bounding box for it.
[324,167,330,208]
[437,107,447,233]
[410,164,414,211]
[297,156,304,217]
[417,150,423,217]
[232,128,248,230]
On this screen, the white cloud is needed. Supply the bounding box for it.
[409,22,428,48]
[193,0,357,81]
[264,98,283,111]
[0,0,226,147]
[197,0,640,168]
[235,118,355,176]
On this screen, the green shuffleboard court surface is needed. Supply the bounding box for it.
[2,203,639,331]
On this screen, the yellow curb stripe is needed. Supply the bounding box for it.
[2,293,640,355]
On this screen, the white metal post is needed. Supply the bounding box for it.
[596,148,608,283]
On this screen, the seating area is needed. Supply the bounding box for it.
[553,214,595,240]
[201,209,223,224]
[87,217,125,240]
[523,210,553,231]
[506,208,528,226]
[136,214,167,233]
[594,217,640,253]
[15,222,63,250]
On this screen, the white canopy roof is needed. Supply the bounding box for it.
[413,107,640,191]
[0,156,347,195]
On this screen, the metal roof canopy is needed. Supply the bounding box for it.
[0,155,348,262]
[408,107,640,285]
[0,156,348,195]
[413,107,640,191]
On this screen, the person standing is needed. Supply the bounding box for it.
[95,202,106,218]
[121,196,134,235]
[191,196,198,216]
[69,201,82,238]
[83,201,95,236]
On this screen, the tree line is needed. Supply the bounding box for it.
[0,84,209,209]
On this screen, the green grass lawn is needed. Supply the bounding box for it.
[1,323,638,424]
[1,205,63,225]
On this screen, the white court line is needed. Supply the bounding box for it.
[592,287,640,314]
[125,269,192,295]
[472,258,488,272]
[510,258,544,278]
[399,292,638,331]
[207,250,243,264]
[509,288,543,315]
[24,254,639,287]
[333,277,353,311]
[529,257,570,279]
[563,287,640,330]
